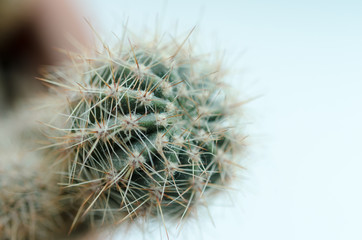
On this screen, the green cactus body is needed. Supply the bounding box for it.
[47,38,242,230]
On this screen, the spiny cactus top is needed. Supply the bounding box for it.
[45,34,244,233]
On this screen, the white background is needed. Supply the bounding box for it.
[78,1,362,239]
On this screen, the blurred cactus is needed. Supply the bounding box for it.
[0,166,66,240]
[0,104,100,240]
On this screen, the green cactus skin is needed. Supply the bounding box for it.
[45,35,243,233]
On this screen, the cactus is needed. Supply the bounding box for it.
[0,163,68,240]
[0,108,66,240]
[41,32,244,235]
[0,103,93,240]
[0,29,245,239]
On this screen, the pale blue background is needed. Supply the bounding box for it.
[78,1,362,239]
